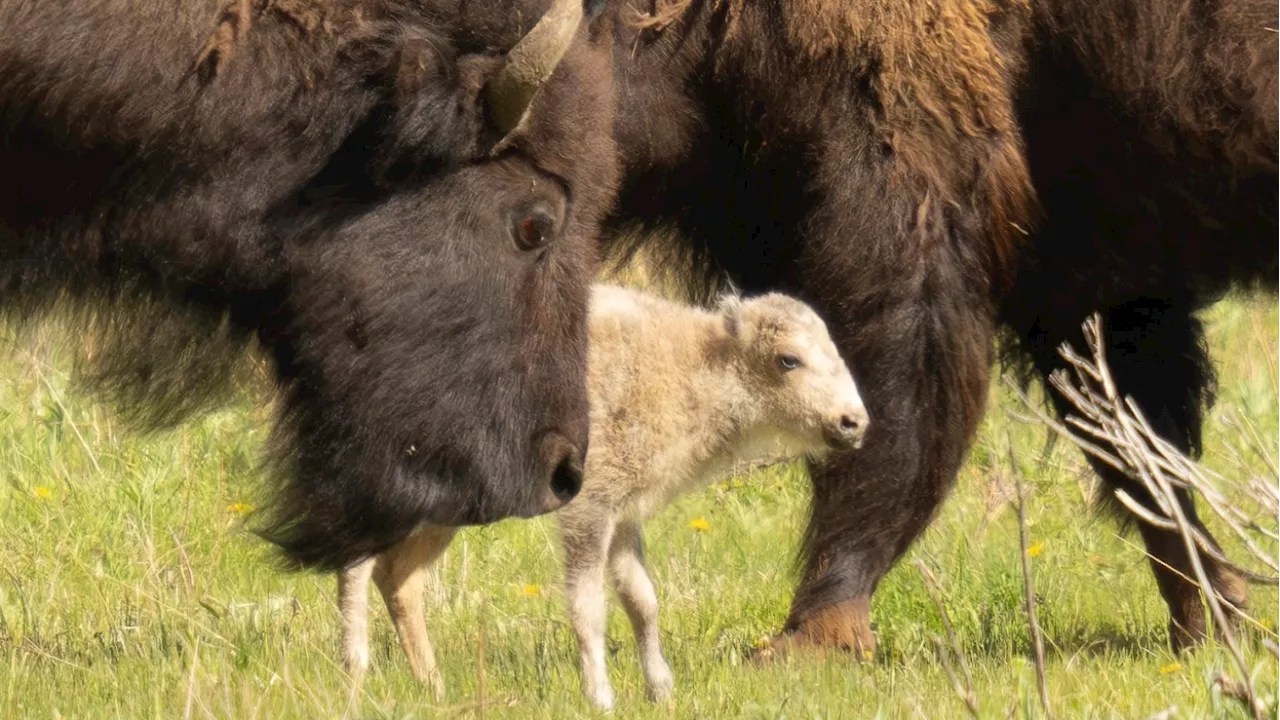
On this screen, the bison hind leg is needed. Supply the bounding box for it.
[1031,298,1249,650]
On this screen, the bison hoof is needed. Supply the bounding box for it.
[748,630,877,665]
[749,602,879,665]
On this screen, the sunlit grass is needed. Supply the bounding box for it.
[0,296,1275,718]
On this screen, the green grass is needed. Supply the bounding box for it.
[1,296,1276,719]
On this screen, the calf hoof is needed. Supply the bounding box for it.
[424,670,447,703]
[645,664,674,703]
[751,598,877,665]
[342,650,370,678]
[587,685,616,712]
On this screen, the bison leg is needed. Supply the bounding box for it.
[1031,299,1248,650]
[371,524,458,700]
[768,263,999,659]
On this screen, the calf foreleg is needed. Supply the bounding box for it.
[561,508,618,710]
[338,558,376,677]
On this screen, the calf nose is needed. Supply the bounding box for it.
[836,406,870,449]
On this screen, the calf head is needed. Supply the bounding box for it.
[261,0,618,569]
[719,294,869,454]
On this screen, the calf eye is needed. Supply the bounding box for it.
[510,210,556,251]
[778,354,801,371]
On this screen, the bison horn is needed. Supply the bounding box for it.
[485,0,585,138]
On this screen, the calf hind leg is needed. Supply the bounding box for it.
[608,520,674,703]
[371,524,458,699]
[1033,299,1248,650]
[561,510,618,710]
[338,558,377,677]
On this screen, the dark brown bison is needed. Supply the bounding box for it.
[600,0,1276,653]
[0,0,620,570]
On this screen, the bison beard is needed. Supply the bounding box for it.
[603,0,1276,654]
[0,0,619,570]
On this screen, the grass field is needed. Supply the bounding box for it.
[0,295,1275,719]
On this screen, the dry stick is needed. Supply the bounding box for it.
[915,560,979,718]
[1007,374,1278,583]
[1055,326,1278,579]
[183,636,201,720]
[1264,639,1279,659]
[1011,448,1053,720]
[476,608,487,720]
[1021,314,1269,720]
[1079,317,1262,719]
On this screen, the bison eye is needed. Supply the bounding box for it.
[510,210,555,251]
[778,354,801,371]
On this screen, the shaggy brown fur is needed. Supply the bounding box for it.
[603,0,1276,656]
[1005,0,1276,649]
[1,0,620,569]
[603,0,1035,657]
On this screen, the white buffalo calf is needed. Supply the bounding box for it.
[337,284,869,708]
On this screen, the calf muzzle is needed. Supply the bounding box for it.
[825,406,870,451]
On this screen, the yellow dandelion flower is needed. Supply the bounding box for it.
[1160,662,1182,675]
[1026,542,1044,558]
[521,584,541,597]
[226,502,254,515]
[689,517,711,532]
[33,485,53,499]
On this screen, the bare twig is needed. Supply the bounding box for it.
[915,560,979,717]
[477,609,487,720]
[931,637,979,719]
[1263,639,1279,659]
[1012,313,1275,720]
[1215,673,1267,718]
[183,636,201,720]
[1011,450,1053,720]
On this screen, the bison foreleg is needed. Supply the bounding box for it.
[766,261,998,660]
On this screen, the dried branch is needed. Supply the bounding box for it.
[1014,313,1275,720]
[477,609,488,720]
[915,560,979,718]
[1011,453,1053,720]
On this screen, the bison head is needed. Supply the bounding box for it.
[258,0,618,569]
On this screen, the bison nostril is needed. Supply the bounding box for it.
[840,414,861,433]
[550,452,583,503]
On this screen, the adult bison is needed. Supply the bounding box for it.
[0,0,619,570]
[601,0,1277,653]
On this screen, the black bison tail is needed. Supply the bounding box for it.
[779,249,1001,656]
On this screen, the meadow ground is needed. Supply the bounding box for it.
[0,295,1275,719]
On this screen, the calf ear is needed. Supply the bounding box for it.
[717,294,744,342]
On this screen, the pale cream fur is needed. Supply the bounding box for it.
[337,284,868,708]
